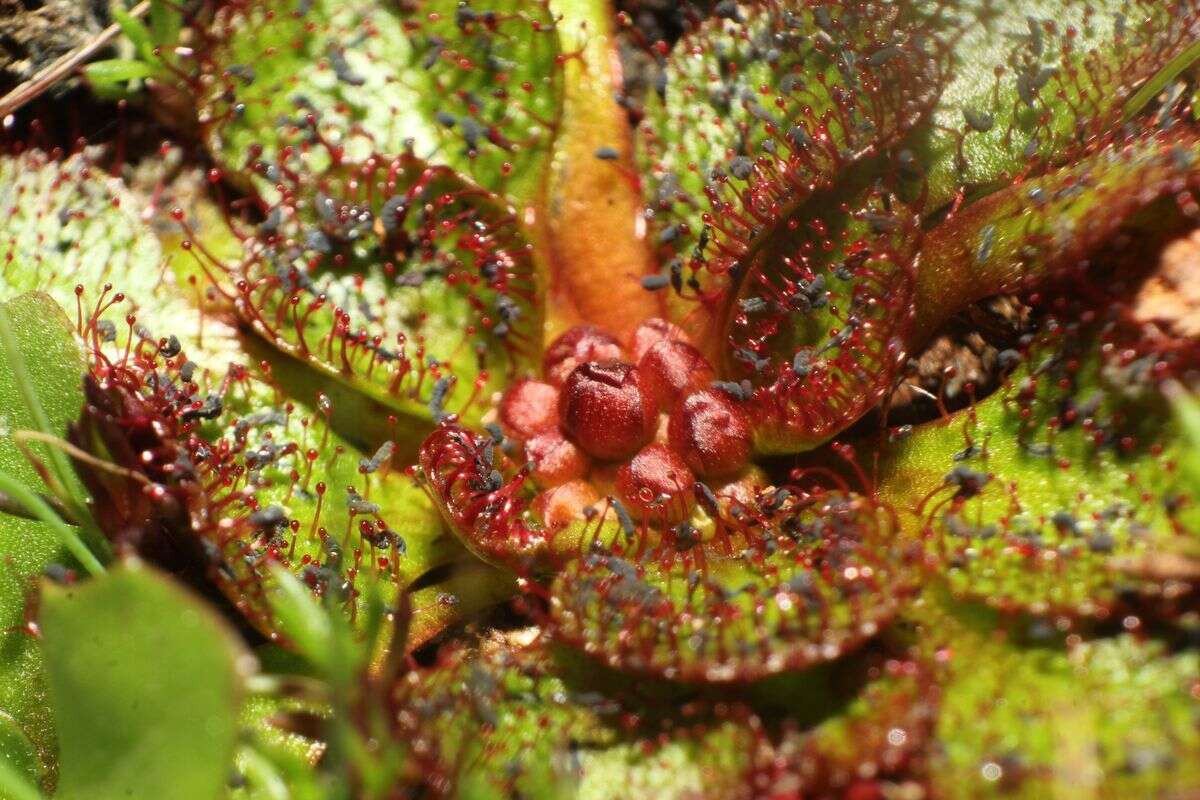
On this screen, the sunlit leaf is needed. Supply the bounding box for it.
[0,148,242,374]
[191,0,562,206]
[916,0,1200,207]
[932,634,1200,798]
[549,492,915,682]
[637,1,943,450]
[916,131,1200,339]
[220,154,540,439]
[879,297,1199,616]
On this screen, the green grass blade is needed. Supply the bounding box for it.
[1124,39,1200,122]
[0,471,104,577]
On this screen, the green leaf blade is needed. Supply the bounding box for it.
[190,0,562,207]
[917,0,1200,209]
[83,59,156,86]
[40,565,246,800]
[0,291,106,792]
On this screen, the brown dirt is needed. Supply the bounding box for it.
[886,295,1032,423]
[0,0,108,95]
[1133,228,1200,339]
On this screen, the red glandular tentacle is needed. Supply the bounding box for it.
[741,202,922,454]
[418,422,547,571]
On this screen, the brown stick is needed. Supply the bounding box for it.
[0,487,70,522]
[14,430,152,486]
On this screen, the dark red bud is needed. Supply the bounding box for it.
[498,378,559,440]
[638,339,715,411]
[667,389,752,477]
[532,479,600,530]
[629,317,688,362]
[560,361,655,461]
[525,430,589,486]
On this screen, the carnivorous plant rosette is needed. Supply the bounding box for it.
[1,0,1200,797]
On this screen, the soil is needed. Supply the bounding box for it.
[612,0,712,123]
[615,0,711,45]
[0,0,109,96]
[1134,229,1200,340]
[887,295,1032,423]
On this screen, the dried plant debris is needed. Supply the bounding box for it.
[0,0,108,92]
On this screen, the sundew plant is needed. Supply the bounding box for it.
[0,0,1199,797]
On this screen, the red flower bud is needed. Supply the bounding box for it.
[559,361,656,461]
[498,378,559,440]
[668,389,752,477]
[525,430,589,486]
[533,479,600,530]
[543,325,624,386]
[629,317,688,362]
[615,443,696,525]
[638,339,715,411]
